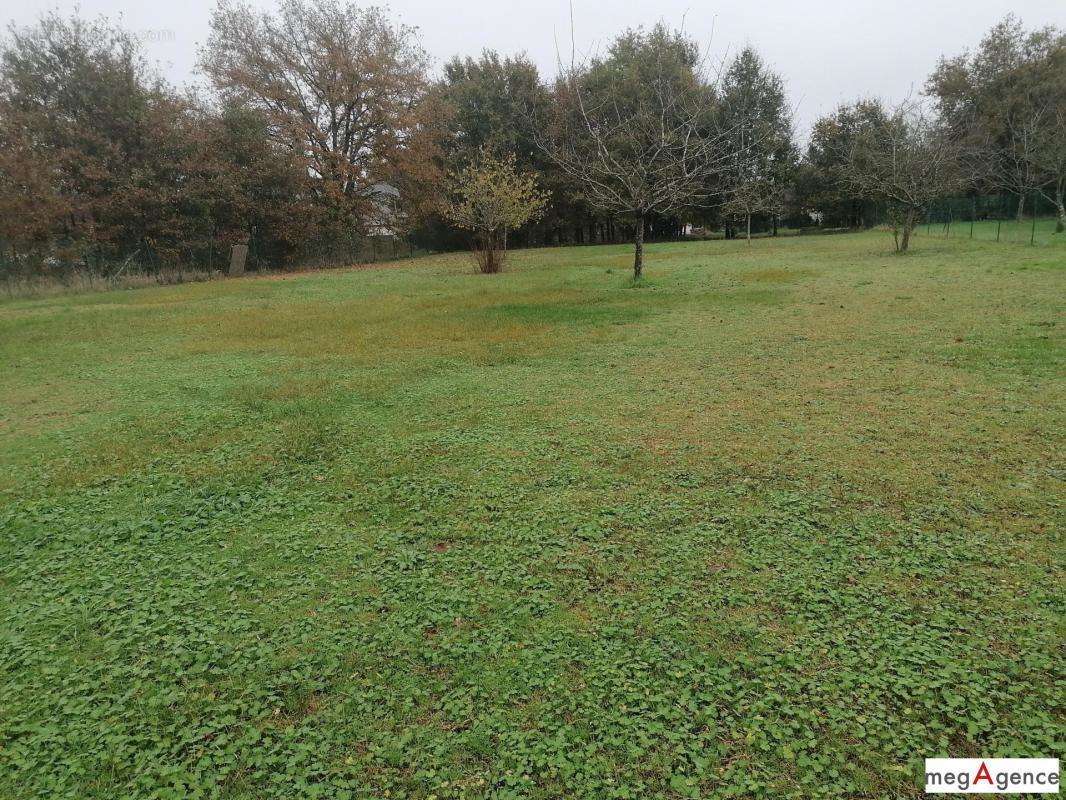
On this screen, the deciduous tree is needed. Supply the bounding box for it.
[718,47,796,238]
[841,101,971,252]
[537,25,736,279]
[927,15,1065,220]
[1031,99,1066,231]
[201,0,435,236]
[0,12,160,266]
[797,100,890,228]
[442,152,547,273]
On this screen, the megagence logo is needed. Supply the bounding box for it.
[925,759,1059,794]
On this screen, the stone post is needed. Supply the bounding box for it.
[228,235,250,276]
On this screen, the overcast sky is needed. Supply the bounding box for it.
[6,0,1065,140]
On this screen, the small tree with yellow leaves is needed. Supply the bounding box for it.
[442,153,547,273]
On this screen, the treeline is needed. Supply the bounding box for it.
[0,3,1063,281]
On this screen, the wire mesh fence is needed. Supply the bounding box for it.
[251,234,423,271]
[917,193,1065,247]
[0,234,428,298]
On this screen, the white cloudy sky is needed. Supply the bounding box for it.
[5,0,1065,140]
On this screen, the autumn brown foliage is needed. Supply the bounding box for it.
[0,4,436,281]
[1,8,1063,286]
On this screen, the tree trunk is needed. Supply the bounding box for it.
[476,229,504,273]
[1055,180,1065,233]
[899,209,917,253]
[633,214,645,280]
[1015,193,1025,222]
[772,215,778,237]
[746,214,751,244]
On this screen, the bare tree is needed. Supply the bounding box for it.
[1034,113,1066,233]
[1028,94,1066,232]
[980,95,1052,221]
[536,25,738,279]
[840,101,972,252]
[721,177,784,243]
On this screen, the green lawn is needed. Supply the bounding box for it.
[1,232,1063,799]
[917,215,1065,246]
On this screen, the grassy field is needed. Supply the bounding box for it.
[916,216,1064,247]
[1,231,1063,799]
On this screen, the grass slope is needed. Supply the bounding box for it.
[1,232,1063,799]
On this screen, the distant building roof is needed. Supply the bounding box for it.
[362,182,400,199]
